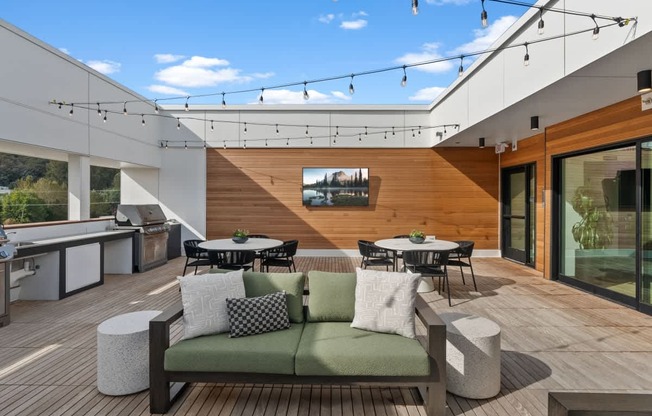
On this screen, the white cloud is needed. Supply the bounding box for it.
[251,89,351,105]
[154,54,185,64]
[319,14,335,24]
[85,60,121,75]
[59,47,70,55]
[395,43,454,73]
[352,11,368,18]
[409,86,446,101]
[453,15,518,54]
[153,55,269,88]
[425,0,473,5]
[147,85,190,96]
[340,19,368,30]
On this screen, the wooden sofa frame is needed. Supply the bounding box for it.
[149,295,447,416]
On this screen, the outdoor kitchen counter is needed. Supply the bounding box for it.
[11,230,135,301]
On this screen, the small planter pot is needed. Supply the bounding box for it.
[232,236,249,244]
[409,236,425,244]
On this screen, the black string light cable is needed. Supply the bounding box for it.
[52,13,633,115]
[485,0,632,25]
[157,123,460,149]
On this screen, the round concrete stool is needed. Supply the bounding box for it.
[439,312,501,399]
[97,310,161,395]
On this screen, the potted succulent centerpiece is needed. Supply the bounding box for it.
[409,229,426,244]
[232,229,249,244]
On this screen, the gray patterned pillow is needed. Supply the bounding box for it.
[178,269,245,340]
[351,267,421,339]
[226,291,290,338]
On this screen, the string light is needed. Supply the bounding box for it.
[221,92,226,108]
[259,88,264,104]
[69,103,73,116]
[412,0,418,16]
[244,122,247,134]
[184,96,190,111]
[184,141,188,150]
[243,139,247,149]
[359,133,362,142]
[538,8,545,35]
[365,126,368,136]
[286,138,290,146]
[165,140,168,149]
[384,131,387,140]
[276,124,279,135]
[141,114,146,126]
[211,120,214,131]
[348,75,355,95]
[458,56,464,77]
[401,66,407,87]
[265,139,268,146]
[303,82,309,100]
[392,126,395,136]
[154,99,159,114]
[418,126,422,135]
[523,42,530,66]
[97,103,101,117]
[336,126,339,136]
[223,140,226,149]
[305,125,309,136]
[123,101,127,115]
[103,110,108,123]
[203,140,207,149]
[481,0,488,28]
[310,136,313,145]
[591,14,600,39]
[177,118,180,130]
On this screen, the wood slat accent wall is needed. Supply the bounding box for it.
[206,148,499,249]
[500,133,546,273]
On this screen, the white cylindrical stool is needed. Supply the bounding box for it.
[439,312,501,399]
[97,310,161,395]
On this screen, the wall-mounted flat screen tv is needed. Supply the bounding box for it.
[302,168,369,206]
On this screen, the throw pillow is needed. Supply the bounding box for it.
[351,267,421,339]
[177,269,245,340]
[226,291,291,338]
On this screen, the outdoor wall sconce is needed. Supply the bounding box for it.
[479,137,485,148]
[637,70,652,93]
[530,116,539,130]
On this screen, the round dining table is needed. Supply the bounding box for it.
[374,238,459,293]
[198,238,283,251]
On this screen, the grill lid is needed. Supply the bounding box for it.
[115,204,167,226]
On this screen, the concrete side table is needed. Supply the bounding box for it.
[97,310,161,395]
[439,312,501,399]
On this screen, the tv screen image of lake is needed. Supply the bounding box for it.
[302,168,369,206]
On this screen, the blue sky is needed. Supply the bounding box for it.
[2,0,522,105]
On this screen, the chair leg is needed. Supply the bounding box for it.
[444,268,452,306]
[459,264,466,285]
[194,264,199,275]
[468,257,477,291]
[182,258,189,276]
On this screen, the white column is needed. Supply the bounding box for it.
[68,154,91,220]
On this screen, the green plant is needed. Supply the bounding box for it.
[409,229,425,239]
[571,186,613,249]
[232,229,249,238]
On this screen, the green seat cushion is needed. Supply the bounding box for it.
[210,270,305,323]
[306,271,356,322]
[165,323,304,374]
[295,322,430,376]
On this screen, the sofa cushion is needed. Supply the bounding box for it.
[295,322,430,376]
[211,269,305,323]
[165,323,304,374]
[226,291,290,338]
[306,271,356,322]
[177,270,245,340]
[351,268,421,339]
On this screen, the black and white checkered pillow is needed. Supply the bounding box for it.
[226,291,291,338]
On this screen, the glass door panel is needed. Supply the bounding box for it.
[641,142,652,306]
[502,165,535,266]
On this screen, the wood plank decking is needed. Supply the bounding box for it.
[1,257,651,415]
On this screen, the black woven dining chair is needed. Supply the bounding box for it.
[182,239,213,275]
[249,234,270,269]
[207,250,256,271]
[358,240,395,271]
[260,240,299,272]
[403,249,452,306]
[447,241,477,291]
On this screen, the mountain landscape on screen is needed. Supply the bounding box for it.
[302,168,369,207]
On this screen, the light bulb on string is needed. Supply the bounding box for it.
[103,110,108,123]
[154,99,159,114]
[265,139,268,147]
[243,140,247,149]
[223,140,226,149]
[412,129,415,138]
[69,103,74,116]
[384,131,387,140]
[184,141,188,150]
[165,141,168,149]
[401,66,407,87]
[412,0,418,16]
[286,138,290,146]
[480,0,488,28]
[177,118,180,130]
[141,114,146,126]
[392,126,395,136]
[303,82,309,100]
[458,56,464,77]
[221,93,226,108]
[259,88,264,104]
[591,15,600,40]
[306,125,309,136]
[275,124,279,135]
[418,126,422,135]
[211,120,214,131]
[310,136,313,145]
[348,75,355,95]
[58,102,62,109]
[359,133,362,142]
[97,103,101,117]
[336,126,339,136]
[523,43,530,66]
[123,101,128,115]
[365,126,368,136]
[184,96,189,111]
[203,141,207,149]
[244,122,247,134]
[537,9,545,35]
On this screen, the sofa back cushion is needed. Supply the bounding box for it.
[306,271,356,322]
[211,269,305,323]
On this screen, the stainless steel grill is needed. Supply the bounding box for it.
[115,204,169,272]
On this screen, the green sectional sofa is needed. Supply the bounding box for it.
[149,270,447,415]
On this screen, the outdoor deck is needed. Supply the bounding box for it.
[1,257,651,416]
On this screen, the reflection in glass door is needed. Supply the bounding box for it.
[502,164,535,266]
[642,142,652,309]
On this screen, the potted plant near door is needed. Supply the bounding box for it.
[571,186,613,278]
